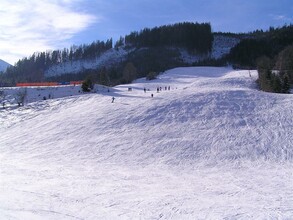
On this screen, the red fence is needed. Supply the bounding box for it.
[69,81,83,85]
[16,82,58,87]
[16,81,83,87]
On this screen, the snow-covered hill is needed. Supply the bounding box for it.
[211,34,240,59]
[0,59,11,72]
[1,67,293,219]
[44,34,240,77]
[45,48,131,77]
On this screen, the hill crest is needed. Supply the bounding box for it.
[0,59,11,72]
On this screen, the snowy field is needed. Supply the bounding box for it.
[1,67,293,219]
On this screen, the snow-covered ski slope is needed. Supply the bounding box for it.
[1,67,293,219]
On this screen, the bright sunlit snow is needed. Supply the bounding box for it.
[1,67,293,219]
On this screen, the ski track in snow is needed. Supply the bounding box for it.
[1,67,293,219]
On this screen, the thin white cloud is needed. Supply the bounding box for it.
[0,0,98,64]
[271,14,292,23]
[275,15,286,20]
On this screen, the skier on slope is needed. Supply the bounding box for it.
[112,97,115,103]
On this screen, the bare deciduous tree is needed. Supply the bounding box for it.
[15,88,27,106]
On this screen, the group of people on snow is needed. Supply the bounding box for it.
[111,85,172,103]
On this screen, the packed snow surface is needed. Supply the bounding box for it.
[1,67,293,219]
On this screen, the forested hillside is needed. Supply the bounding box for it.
[0,23,292,92]
[0,22,213,86]
[0,40,113,86]
[124,22,213,53]
[228,25,293,68]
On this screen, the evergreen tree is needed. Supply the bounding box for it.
[99,67,110,86]
[146,71,157,80]
[122,62,137,83]
[257,56,273,92]
[81,77,94,92]
[275,44,293,84]
[282,73,291,93]
[114,36,124,49]
[272,74,282,93]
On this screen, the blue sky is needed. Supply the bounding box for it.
[0,0,292,64]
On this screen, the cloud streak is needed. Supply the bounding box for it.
[0,0,98,64]
[272,14,292,22]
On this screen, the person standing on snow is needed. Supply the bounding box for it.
[112,97,115,103]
